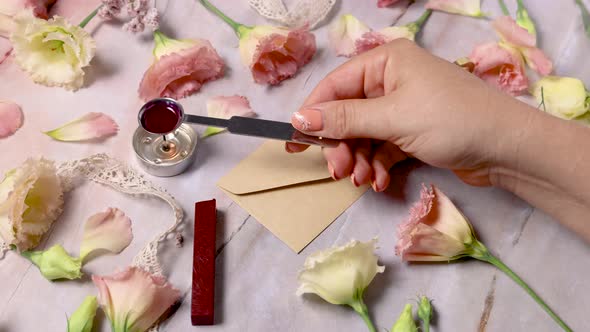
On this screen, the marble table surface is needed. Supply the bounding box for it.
[1,0,590,331]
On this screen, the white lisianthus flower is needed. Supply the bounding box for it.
[10,12,96,90]
[0,158,63,251]
[297,239,383,332]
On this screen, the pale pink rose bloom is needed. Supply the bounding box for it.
[92,267,181,332]
[0,100,23,138]
[239,26,316,85]
[492,16,552,75]
[425,0,483,17]
[79,208,133,260]
[468,42,528,96]
[139,31,224,101]
[44,112,119,141]
[355,26,416,55]
[396,185,477,261]
[378,0,401,8]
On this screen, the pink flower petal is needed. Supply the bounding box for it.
[378,0,401,8]
[521,46,553,75]
[0,100,23,138]
[395,184,476,261]
[138,40,225,101]
[92,267,181,332]
[354,31,387,55]
[0,0,56,18]
[44,112,118,141]
[468,42,528,96]
[492,16,536,48]
[79,208,133,260]
[207,95,256,119]
[250,26,316,85]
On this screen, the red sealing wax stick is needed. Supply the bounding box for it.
[191,199,217,325]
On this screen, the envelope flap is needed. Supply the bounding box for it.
[217,140,331,195]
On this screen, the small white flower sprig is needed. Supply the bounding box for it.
[98,0,160,33]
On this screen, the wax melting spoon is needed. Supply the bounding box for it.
[138,98,339,147]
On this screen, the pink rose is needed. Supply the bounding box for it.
[468,42,528,96]
[239,26,316,85]
[492,16,552,75]
[378,0,401,8]
[138,30,224,101]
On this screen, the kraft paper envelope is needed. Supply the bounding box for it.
[217,140,369,253]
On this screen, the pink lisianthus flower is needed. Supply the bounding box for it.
[138,30,225,101]
[492,16,552,75]
[395,184,478,261]
[329,11,431,57]
[92,267,181,332]
[199,0,316,85]
[378,0,401,8]
[468,42,529,96]
[0,100,23,138]
[239,25,316,85]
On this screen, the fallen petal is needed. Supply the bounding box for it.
[79,208,133,261]
[492,16,536,48]
[44,112,118,142]
[0,100,23,138]
[203,95,256,138]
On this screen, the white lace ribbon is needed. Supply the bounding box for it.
[0,153,184,277]
[248,0,336,29]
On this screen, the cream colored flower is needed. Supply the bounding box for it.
[10,12,96,90]
[0,158,63,251]
[531,76,590,120]
[297,239,384,305]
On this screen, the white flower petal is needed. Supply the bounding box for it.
[0,158,63,250]
[79,208,133,260]
[297,239,384,305]
[0,100,23,138]
[45,112,118,141]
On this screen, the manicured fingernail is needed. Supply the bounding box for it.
[371,179,379,192]
[285,144,294,153]
[351,173,359,187]
[291,109,323,131]
[328,162,338,180]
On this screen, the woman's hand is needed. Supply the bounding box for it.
[287,39,521,191]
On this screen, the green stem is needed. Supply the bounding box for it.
[198,0,250,38]
[405,9,432,35]
[498,0,510,16]
[471,242,573,332]
[414,9,432,29]
[422,321,430,332]
[349,297,377,332]
[575,0,590,37]
[79,5,102,28]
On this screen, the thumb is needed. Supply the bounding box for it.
[291,97,394,140]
